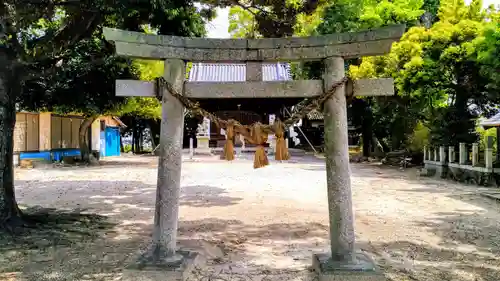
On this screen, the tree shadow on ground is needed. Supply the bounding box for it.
[0,209,329,281]
[181,185,243,207]
[0,206,120,280]
[1,210,499,281]
[15,180,243,218]
[360,239,500,281]
[356,200,500,281]
[178,217,500,281]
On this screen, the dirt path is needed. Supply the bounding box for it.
[1,155,499,281]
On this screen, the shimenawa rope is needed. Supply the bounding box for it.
[156,77,348,168]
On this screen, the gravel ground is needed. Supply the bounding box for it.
[1,154,500,281]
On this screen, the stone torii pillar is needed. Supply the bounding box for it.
[314,56,382,279]
[152,59,185,260]
[323,57,354,261]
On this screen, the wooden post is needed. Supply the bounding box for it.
[423,146,427,161]
[434,148,438,162]
[486,136,494,169]
[245,61,263,81]
[151,59,185,262]
[497,127,500,162]
[459,143,467,165]
[322,56,354,262]
[448,146,455,163]
[439,146,446,164]
[189,137,193,159]
[472,143,479,166]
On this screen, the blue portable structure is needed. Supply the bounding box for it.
[15,113,125,163]
[101,126,121,157]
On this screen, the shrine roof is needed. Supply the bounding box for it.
[480,112,500,128]
[187,63,292,82]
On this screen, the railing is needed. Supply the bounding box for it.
[423,136,495,170]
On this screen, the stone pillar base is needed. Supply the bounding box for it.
[195,136,212,155]
[123,249,202,281]
[312,251,385,281]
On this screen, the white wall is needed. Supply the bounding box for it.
[91,119,100,151]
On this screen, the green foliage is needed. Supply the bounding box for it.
[345,0,499,148]
[287,0,500,154]
[317,0,424,35]
[116,59,164,120]
[298,0,429,150]
[134,59,164,80]
[118,97,162,120]
[473,17,500,93]
[220,0,327,37]
[123,144,133,153]
[20,31,137,116]
[3,0,213,117]
[228,6,260,38]
[476,124,497,153]
[407,121,430,152]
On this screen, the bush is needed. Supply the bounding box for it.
[406,121,430,153]
[476,123,497,159]
[123,144,132,153]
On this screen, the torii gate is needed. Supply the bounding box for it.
[104,25,404,280]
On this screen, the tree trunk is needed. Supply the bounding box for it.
[371,136,386,158]
[131,123,135,154]
[120,133,125,153]
[361,115,373,157]
[132,119,138,154]
[135,124,141,153]
[149,123,157,150]
[139,129,143,152]
[151,120,161,148]
[79,115,99,163]
[0,61,23,226]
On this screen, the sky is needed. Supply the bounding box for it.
[206,7,230,39]
[205,0,500,39]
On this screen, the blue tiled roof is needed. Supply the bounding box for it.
[188,63,292,82]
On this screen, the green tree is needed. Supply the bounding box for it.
[0,0,210,228]
[351,0,498,149]
[301,0,426,155]
[214,0,327,37]
[228,6,260,38]
[473,11,500,93]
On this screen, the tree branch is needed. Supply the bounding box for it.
[30,9,102,61]
[0,3,27,59]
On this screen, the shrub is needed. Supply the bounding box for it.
[406,121,430,153]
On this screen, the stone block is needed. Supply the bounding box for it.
[19,159,34,169]
[419,168,429,176]
[105,25,404,61]
[195,136,212,155]
[62,156,77,165]
[312,252,386,281]
[122,250,202,281]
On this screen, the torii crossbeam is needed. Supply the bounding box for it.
[104,25,404,281]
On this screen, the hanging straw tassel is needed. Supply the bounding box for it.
[223,120,235,161]
[251,122,269,169]
[273,119,290,161]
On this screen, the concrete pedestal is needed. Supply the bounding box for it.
[268,135,276,155]
[122,249,202,281]
[195,136,212,155]
[312,252,385,281]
